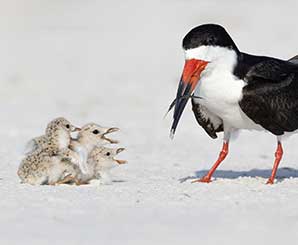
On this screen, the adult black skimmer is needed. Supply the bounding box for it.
[170,24,298,184]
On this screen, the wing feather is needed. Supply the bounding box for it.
[191,99,223,139]
[239,59,298,135]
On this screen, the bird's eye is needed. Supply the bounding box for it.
[66,124,70,129]
[93,129,99,134]
[106,152,111,156]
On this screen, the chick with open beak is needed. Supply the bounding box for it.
[69,123,120,175]
[18,119,126,186]
[62,126,126,185]
[87,146,127,184]
[76,123,119,147]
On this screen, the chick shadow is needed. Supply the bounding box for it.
[179,167,298,183]
[112,180,126,183]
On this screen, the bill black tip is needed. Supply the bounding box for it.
[170,129,175,139]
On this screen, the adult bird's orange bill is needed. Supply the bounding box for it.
[170,59,208,138]
[170,24,298,184]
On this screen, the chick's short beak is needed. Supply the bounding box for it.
[71,126,81,132]
[106,127,120,134]
[116,148,125,154]
[115,148,126,164]
[102,127,120,144]
[116,159,127,164]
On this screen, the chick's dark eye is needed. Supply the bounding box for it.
[93,129,99,134]
[66,124,70,129]
[106,152,111,156]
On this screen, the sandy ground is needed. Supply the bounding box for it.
[1,1,298,244]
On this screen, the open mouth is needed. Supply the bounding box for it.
[102,127,119,144]
[114,147,127,164]
[115,159,127,164]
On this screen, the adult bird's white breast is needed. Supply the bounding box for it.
[188,46,264,131]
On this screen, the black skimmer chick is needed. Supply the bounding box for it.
[56,124,121,185]
[76,147,126,185]
[68,123,119,177]
[169,24,298,184]
[18,122,119,185]
[17,151,81,185]
[18,117,81,185]
[24,117,80,155]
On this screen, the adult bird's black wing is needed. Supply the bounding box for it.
[191,99,223,138]
[239,57,298,135]
[288,55,298,65]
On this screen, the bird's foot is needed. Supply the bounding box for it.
[56,174,75,185]
[266,178,274,185]
[191,176,212,183]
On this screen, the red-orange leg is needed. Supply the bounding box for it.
[266,142,283,185]
[192,141,229,183]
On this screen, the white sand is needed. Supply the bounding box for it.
[1,1,298,244]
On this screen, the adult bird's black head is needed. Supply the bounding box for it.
[170,24,239,138]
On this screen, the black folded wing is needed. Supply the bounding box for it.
[191,99,223,139]
[239,58,298,135]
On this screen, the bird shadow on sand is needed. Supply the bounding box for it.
[179,167,298,183]
[112,180,126,183]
